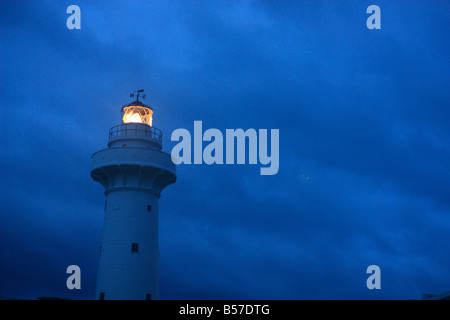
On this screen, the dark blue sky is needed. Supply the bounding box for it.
[1,0,449,299]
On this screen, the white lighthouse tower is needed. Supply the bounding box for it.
[91,90,176,300]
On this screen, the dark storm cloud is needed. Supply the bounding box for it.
[1,0,449,299]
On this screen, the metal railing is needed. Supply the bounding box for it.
[109,123,162,143]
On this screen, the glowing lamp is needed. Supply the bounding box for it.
[121,101,153,126]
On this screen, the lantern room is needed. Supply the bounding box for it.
[121,100,153,127]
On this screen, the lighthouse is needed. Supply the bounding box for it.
[91,90,176,300]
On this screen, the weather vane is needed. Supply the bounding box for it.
[130,89,146,101]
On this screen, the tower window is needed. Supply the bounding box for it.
[146,294,152,300]
[99,292,105,300]
[147,205,152,212]
[131,243,139,253]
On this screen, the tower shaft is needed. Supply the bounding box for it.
[97,187,160,300]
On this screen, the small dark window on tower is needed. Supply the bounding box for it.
[147,205,152,212]
[146,294,152,300]
[99,245,102,256]
[131,243,139,253]
[99,292,105,300]
[104,201,107,211]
